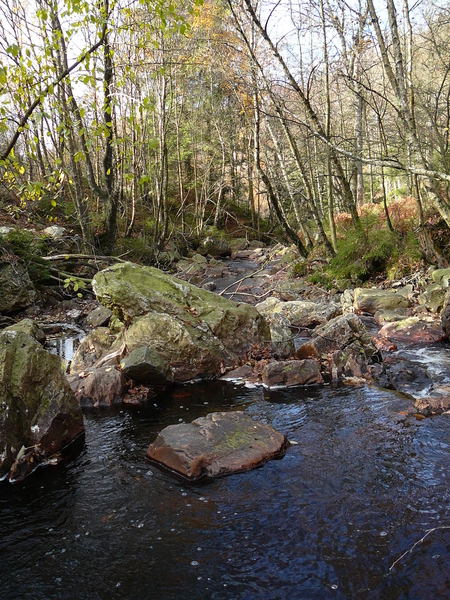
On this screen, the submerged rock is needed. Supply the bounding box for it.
[414,386,450,416]
[146,411,289,480]
[0,324,84,481]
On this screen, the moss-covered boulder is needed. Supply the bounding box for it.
[202,236,231,258]
[120,346,173,387]
[92,262,270,382]
[307,313,380,359]
[378,316,443,346]
[442,290,450,339]
[256,297,341,329]
[262,359,323,388]
[0,325,84,482]
[3,318,46,344]
[418,283,448,313]
[431,267,450,287]
[353,288,411,314]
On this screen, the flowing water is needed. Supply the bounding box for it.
[1,379,449,599]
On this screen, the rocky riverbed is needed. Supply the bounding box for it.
[1,246,450,481]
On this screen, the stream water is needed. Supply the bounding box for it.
[1,378,449,599]
[2,261,450,598]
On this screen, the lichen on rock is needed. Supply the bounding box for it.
[0,323,84,481]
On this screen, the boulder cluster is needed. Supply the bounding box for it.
[1,257,450,481]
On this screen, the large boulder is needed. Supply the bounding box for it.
[417,283,448,313]
[92,263,270,382]
[431,267,450,287]
[202,236,231,258]
[353,288,411,314]
[0,324,84,481]
[0,260,35,314]
[260,312,295,358]
[3,317,46,344]
[256,297,341,329]
[146,411,289,480]
[301,313,379,357]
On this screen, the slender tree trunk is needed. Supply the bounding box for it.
[320,0,337,252]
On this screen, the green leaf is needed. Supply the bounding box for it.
[6,44,20,58]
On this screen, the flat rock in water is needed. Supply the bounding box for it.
[146,411,289,480]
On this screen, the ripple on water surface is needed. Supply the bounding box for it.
[1,381,449,599]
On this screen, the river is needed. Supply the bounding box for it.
[1,377,449,599]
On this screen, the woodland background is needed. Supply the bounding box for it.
[1,0,450,288]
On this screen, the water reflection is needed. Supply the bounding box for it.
[45,335,82,361]
[1,382,449,599]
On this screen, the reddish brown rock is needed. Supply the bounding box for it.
[414,394,450,416]
[221,364,255,382]
[68,366,126,407]
[377,317,443,346]
[146,411,289,480]
[262,359,323,388]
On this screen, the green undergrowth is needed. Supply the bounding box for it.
[308,215,421,288]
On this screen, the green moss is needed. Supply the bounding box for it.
[216,428,256,451]
[289,261,307,278]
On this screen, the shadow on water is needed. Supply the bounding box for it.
[1,379,450,599]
